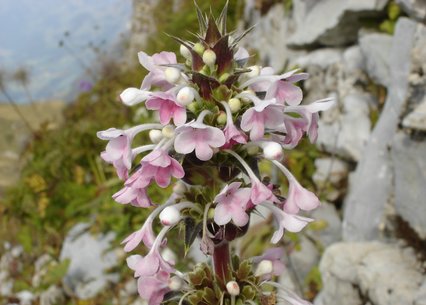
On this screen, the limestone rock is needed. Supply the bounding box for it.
[397,0,426,22]
[392,132,426,239]
[318,242,425,305]
[309,203,342,247]
[359,32,393,87]
[289,0,388,47]
[60,223,119,299]
[343,18,418,241]
[313,158,349,186]
[403,98,426,131]
[289,236,320,281]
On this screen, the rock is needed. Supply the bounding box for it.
[313,158,349,186]
[289,236,320,282]
[309,203,342,247]
[342,46,365,72]
[240,3,301,70]
[343,18,418,241]
[32,254,54,287]
[317,92,372,161]
[318,242,425,305]
[392,132,426,239]
[403,97,426,131]
[39,286,65,305]
[60,223,119,299]
[294,48,343,69]
[289,0,388,47]
[16,291,35,305]
[396,0,426,22]
[416,280,426,305]
[359,32,393,87]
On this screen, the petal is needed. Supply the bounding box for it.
[173,107,187,126]
[282,212,313,233]
[174,130,196,155]
[97,128,123,140]
[126,254,142,271]
[214,204,232,226]
[138,51,156,71]
[277,82,303,106]
[231,208,249,227]
[240,108,255,132]
[120,88,150,106]
[170,158,185,179]
[155,167,172,188]
[113,186,136,204]
[195,142,214,161]
[205,127,226,148]
[135,252,160,277]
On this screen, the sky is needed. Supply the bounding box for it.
[0,0,132,103]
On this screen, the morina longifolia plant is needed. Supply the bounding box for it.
[98,3,333,305]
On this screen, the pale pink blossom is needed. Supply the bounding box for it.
[146,91,187,126]
[272,160,320,214]
[220,101,247,148]
[174,111,226,161]
[139,51,178,90]
[240,95,284,141]
[214,182,251,227]
[253,247,285,279]
[113,185,153,208]
[265,72,309,106]
[260,201,313,243]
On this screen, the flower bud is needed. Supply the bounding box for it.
[176,87,195,106]
[202,49,216,66]
[254,260,273,277]
[226,281,240,296]
[164,67,181,84]
[263,142,283,160]
[159,206,182,226]
[168,276,183,291]
[162,125,175,138]
[173,181,187,196]
[180,44,192,60]
[247,65,261,78]
[149,129,163,144]
[217,111,227,125]
[241,90,255,103]
[228,98,241,113]
[193,42,205,55]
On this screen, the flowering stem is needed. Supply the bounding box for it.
[213,241,231,283]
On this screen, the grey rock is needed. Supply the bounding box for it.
[294,48,343,70]
[309,203,342,247]
[359,32,393,87]
[403,97,426,131]
[16,291,35,305]
[289,0,388,47]
[313,158,349,186]
[397,0,426,22]
[343,18,418,241]
[416,280,426,305]
[317,92,372,161]
[40,286,65,305]
[60,223,119,299]
[318,242,425,305]
[392,132,426,239]
[289,236,320,281]
[343,46,365,72]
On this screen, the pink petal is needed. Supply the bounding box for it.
[135,252,160,277]
[214,204,232,226]
[174,130,197,155]
[195,141,214,161]
[173,107,187,126]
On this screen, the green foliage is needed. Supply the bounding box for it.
[379,1,402,34]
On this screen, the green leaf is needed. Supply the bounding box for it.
[41,259,71,287]
[184,218,203,255]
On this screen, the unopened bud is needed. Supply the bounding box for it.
[162,125,175,138]
[180,44,192,60]
[173,181,187,195]
[217,111,227,125]
[228,98,241,113]
[164,67,181,84]
[254,260,273,277]
[149,129,163,144]
[159,206,182,226]
[263,142,283,160]
[226,281,240,296]
[247,65,261,78]
[176,87,195,106]
[193,42,205,56]
[168,276,183,291]
[202,49,216,66]
[241,90,255,103]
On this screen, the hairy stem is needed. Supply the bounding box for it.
[213,241,231,282]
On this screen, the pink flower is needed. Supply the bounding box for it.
[272,160,320,214]
[113,185,152,208]
[146,91,187,126]
[220,101,247,148]
[265,72,309,106]
[240,96,284,141]
[214,182,251,227]
[97,124,162,180]
[174,111,226,161]
[139,51,178,90]
[250,179,277,206]
[253,247,285,279]
[260,201,313,244]
[250,67,275,92]
[127,254,171,305]
[122,220,156,251]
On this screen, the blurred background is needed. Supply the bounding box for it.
[0,1,425,305]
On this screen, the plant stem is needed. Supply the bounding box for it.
[213,241,231,282]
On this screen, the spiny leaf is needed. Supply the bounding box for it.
[231,25,256,48]
[205,16,222,46]
[194,1,207,35]
[184,217,203,256]
[217,0,229,34]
